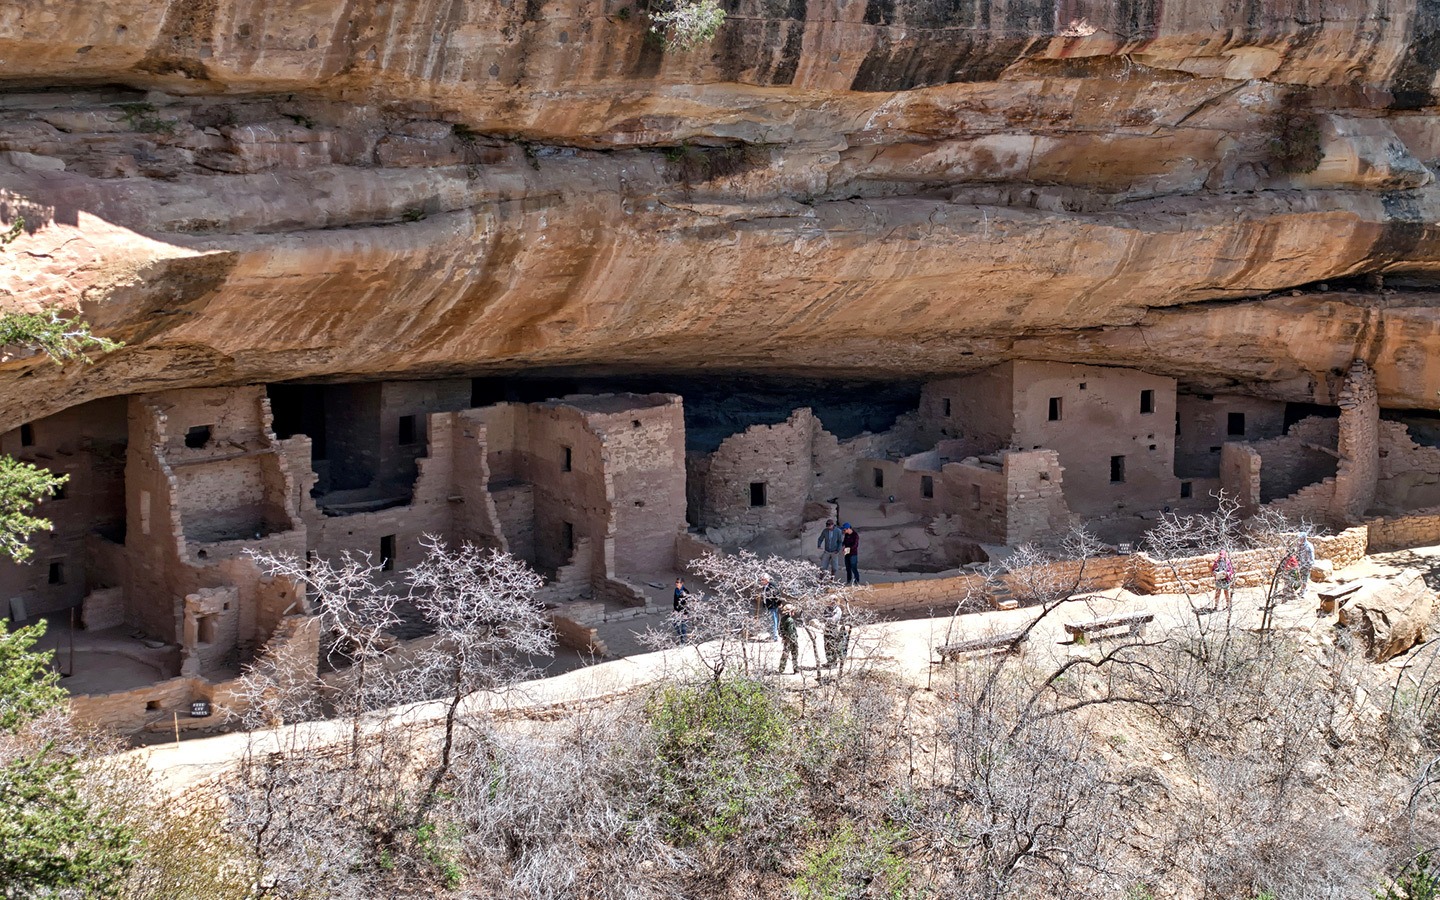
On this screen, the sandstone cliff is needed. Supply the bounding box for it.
[3,0,1440,422]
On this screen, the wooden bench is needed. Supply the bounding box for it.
[1064,612,1154,644]
[1317,582,1363,615]
[936,629,1028,661]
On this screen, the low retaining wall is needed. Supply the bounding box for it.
[857,527,1369,613]
[856,554,1134,613]
[1132,526,1367,594]
[1366,509,1440,553]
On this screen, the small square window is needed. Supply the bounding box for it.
[397,414,417,445]
[942,398,952,417]
[1148,444,1157,451]
[562,446,572,472]
[1110,455,1126,483]
[921,475,934,499]
[1048,397,1062,421]
[51,481,66,501]
[1210,445,1222,453]
[47,560,64,585]
[19,423,33,447]
[1227,412,1246,437]
[873,467,884,489]
[184,425,212,449]
[749,482,767,507]
[379,535,396,572]
[1140,389,1155,414]
[1180,481,1193,499]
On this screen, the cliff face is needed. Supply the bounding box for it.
[4,0,1440,423]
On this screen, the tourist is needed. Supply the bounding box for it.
[1280,553,1305,602]
[817,519,843,578]
[1293,535,1316,601]
[777,604,800,674]
[821,597,845,669]
[759,573,780,641]
[673,577,690,643]
[842,523,860,585]
[1211,549,1236,608]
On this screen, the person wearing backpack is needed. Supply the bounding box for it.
[1212,549,1236,608]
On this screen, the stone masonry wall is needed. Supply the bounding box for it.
[1008,361,1181,517]
[938,460,1007,543]
[1377,421,1440,513]
[1220,443,1262,517]
[696,408,820,540]
[1175,394,1287,478]
[0,396,128,620]
[1132,526,1367,593]
[1250,416,1340,503]
[1003,449,1074,544]
[1331,360,1379,523]
[1366,508,1440,552]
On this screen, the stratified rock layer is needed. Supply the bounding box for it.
[4,0,1440,422]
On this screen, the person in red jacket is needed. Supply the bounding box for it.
[841,523,860,585]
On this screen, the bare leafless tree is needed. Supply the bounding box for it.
[405,534,553,816]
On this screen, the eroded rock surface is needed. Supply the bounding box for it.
[4,1,1440,421]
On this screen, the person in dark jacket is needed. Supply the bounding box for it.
[759,573,780,641]
[841,523,860,585]
[817,519,843,578]
[673,577,691,643]
[777,604,801,674]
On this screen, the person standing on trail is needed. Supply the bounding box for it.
[841,523,861,586]
[817,519,843,579]
[758,573,780,641]
[777,604,801,674]
[1292,536,1316,601]
[1211,549,1236,609]
[673,577,691,644]
[1280,552,1305,602]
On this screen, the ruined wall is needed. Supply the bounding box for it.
[300,411,458,570]
[451,410,506,551]
[811,415,925,506]
[855,553,1134,614]
[938,459,1008,544]
[1001,450,1073,545]
[492,484,536,565]
[1250,417,1341,502]
[1331,361,1380,523]
[1220,443,1262,517]
[376,379,471,492]
[518,403,611,575]
[1008,361,1180,516]
[696,409,821,540]
[1377,422,1440,513]
[124,387,305,646]
[1175,394,1287,478]
[309,379,470,501]
[0,396,127,619]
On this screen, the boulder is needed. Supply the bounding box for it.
[1337,569,1434,662]
[1310,559,1334,582]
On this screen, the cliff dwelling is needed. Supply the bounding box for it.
[6,354,1440,734]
